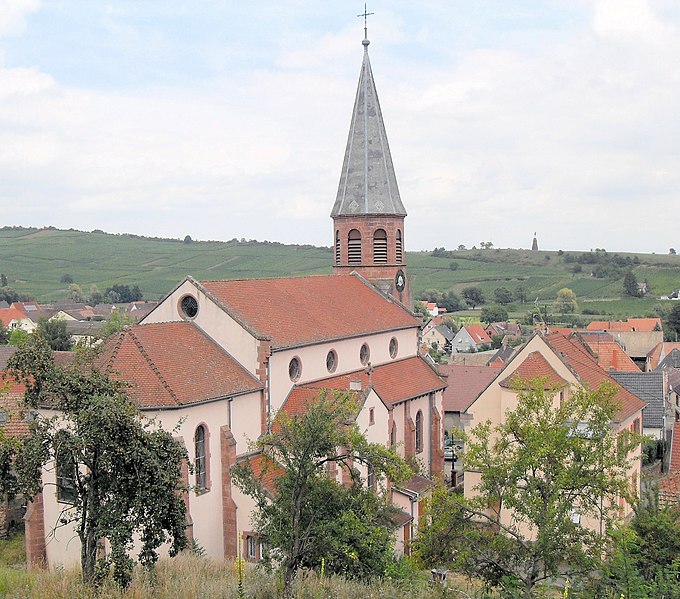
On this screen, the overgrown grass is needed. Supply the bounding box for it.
[0,553,483,599]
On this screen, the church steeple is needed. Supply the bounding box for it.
[331,30,410,308]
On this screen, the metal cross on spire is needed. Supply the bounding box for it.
[357,3,374,42]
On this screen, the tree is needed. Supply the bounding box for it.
[480,305,508,324]
[493,287,514,305]
[415,380,642,596]
[0,273,6,287]
[623,270,641,298]
[60,273,74,284]
[667,303,680,340]
[104,284,143,303]
[8,329,28,346]
[413,301,430,319]
[514,285,527,304]
[232,391,410,593]
[36,317,73,351]
[457,244,466,251]
[440,290,463,312]
[69,283,86,303]
[554,287,578,314]
[88,284,103,305]
[0,323,8,345]
[462,286,485,309]
[8,337,188,586]
[100,310,135,339]
[183,235,193,244]
[670,248,676,255]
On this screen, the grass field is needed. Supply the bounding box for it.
[2,227,680,321]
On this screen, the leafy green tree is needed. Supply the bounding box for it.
[623,270,641,298]
[8,337,188,587]
[493,287,514,305]
[667,303,680,341]
[554,287,578,314]
[0,323,8,345]
[232,391,411,593]
[440,291,463,312]
[60,273,74,284]
[462,286,485,309]
[69,283,86,303]
[480,305,508,324]
[36,317,73,351]
[88,284,103,305]
[100,310,135,339]
[104,284,143,303]
[0,273,7,287]
[415,380,642,596]
[514,285,528,304]
[413,301,430,319]
[8,329,28,346]
[670,248,676,255]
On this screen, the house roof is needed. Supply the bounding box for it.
[488,345,517,367]
[586,318,662,333]
[657,349,680,371]
[0,346,75,370]
[500,351,569,389]
[660,422,680,500]
[0,377,30,438]
[98,322,263,409]
[0,306,30,327]
[199,274,418,349]
[241,454,284,496]
[581,338,640,372]
[610,371,665,429]
[463,325,492,345]
[544,333,646,422]
[298,356,446,407]
[438,364,501,412]
[278,386,364,421]
[434,324,455,341]
[648,342,680,370]
[400,473,434,494]
[331,38,406,218]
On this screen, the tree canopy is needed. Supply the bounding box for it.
[415,379,642,596]
[36,317,73,351]
[480,305,509,324]
[232,391,411,592]
[7,337,188,587]
[623,271,641,298]
[554,287,578,314]
[462,286,485,309]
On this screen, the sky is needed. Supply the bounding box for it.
[1,0,679,253]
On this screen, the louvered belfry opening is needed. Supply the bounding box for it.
[348,229,362,264]
[373,229,388,263]
[335,230,341,265]
[396,229,403,263]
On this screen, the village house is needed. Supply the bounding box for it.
[451,324,492,353]
[462,332,646,532]
[22,32,447,569]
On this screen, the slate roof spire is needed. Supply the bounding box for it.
[331,33,406,217]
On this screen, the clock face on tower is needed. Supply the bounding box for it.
[395,269,406,293]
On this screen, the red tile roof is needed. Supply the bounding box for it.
[659,422,680,501]
[647,342,680,370]
[582,339,640,372]
[198,275,418,349]
[669,421,680,474]
[544,333,646,422]
[464,325,492,345]
[586,318,662,333]
[243,454,284,495]
[0,377,30,437]
[299,356,446,407]
[98,322,262,409]
[0,307,29,327]
[278,386,363,420]
[438,364,501,412]
[500,351,569,389]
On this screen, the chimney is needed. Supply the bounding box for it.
[350,380,362,391]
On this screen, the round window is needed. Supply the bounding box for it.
[359,343,370,366]
[326,350,338,373]
[288,357,302,382]
[180,295,199,319]
[389,337,398,359]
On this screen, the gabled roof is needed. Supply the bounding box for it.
[581,337,640,372]
[0,378,30,438]
[331,38,406,218]
[463,325,492,345]
[0,306,31,327]
[199,275,418,349]
[298,356,446,407]
[98,322,262,409]
[500,351,568,390]
[278,386,364,420]
[648,342,680,370]
[544,333,646,422]
[434,324,455,341]
[610,371,665,429]
[438,364,501,412]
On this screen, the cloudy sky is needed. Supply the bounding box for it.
[1,1,679,253]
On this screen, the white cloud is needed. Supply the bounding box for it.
[0,0,39,37]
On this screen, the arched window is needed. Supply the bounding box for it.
[195,425,207,491]
[415,410,423,453]
[396,229,403,263]
[335,230,341,265]
[373,229,388,263]
[348,229,362,265]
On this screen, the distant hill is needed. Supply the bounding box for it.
[2,226,680,319]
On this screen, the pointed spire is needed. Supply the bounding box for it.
[331,35,406,217]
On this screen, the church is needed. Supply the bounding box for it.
[25,32,447,568]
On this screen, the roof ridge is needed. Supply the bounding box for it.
[127,329,179,405]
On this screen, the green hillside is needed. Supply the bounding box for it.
[2,227,680,319]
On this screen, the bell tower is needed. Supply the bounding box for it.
[331,30,410,308]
